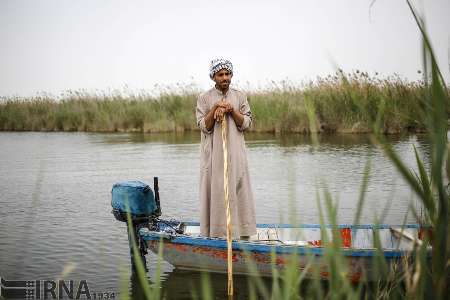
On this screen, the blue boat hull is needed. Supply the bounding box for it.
[139,222,431,281]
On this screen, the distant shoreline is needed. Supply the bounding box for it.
[0,126,429,135]
[1,72,447,134]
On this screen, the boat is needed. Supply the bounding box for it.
[111,179,432,282]
[140,221,431,281]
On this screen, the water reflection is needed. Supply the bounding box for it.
[92,131,430,149]
[134,267,328,299]
[90,132,200,145]
[128,273,148,300]
[135,269,270,300]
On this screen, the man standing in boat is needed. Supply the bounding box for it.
[196,59,257,239]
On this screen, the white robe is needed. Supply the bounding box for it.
[196,87,257,238]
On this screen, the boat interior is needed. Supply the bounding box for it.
[183,223,428,250]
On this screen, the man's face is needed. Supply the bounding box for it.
[213,69,232,90]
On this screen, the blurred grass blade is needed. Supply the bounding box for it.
[376,137,426,201]
[200,272,213,300]
[405,0,448,88]
[413,145,434,221]
[353,156,371,226]
[126,214,154,300]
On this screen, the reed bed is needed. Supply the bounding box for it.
[1,72,445,134]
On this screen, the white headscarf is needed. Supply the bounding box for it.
[209,58,233,79]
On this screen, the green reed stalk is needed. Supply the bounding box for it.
[369,1,449,298]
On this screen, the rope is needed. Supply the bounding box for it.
[221,114,233,298]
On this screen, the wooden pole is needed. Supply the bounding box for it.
[221,115,233,298]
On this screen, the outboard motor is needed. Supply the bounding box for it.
[111,178,162,272]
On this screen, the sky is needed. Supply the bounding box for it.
[0,0,449,97]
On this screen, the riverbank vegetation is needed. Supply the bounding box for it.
[1,71,447,134]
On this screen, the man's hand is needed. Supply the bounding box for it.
[214,100,233,123]
[204,100,234,130]
[217,101,233,113]
[214,107,226,122]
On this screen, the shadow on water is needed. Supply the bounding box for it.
[129,263,420,299]
[129,269,266,300]
[129,268,334,300]
[88,132,201,145]
[253,132,430,150]
[127,269,266,300]
[90,131,430,150]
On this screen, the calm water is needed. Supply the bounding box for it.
[0,132,430,299]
